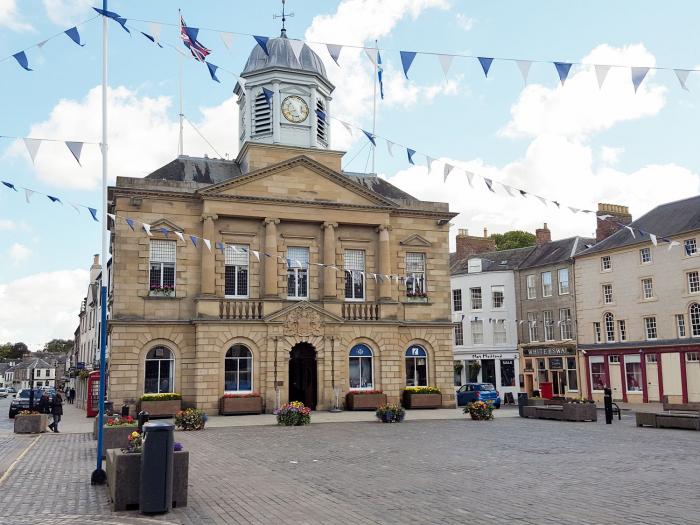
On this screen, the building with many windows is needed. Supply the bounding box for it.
[575,197,700,404]
[107,32,456,414]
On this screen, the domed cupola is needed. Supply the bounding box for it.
[235,27,335,152]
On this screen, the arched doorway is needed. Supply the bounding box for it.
[289,343,317,409]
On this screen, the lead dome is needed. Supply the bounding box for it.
[242,33,328,80]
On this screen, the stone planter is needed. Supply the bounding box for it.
[635,412,657,428]
[100,425,138,458]
[402,392,442,409]
[14,414,48,434]
[346,392,387,411]
[219,396,263,415]
[562,403,597,422]
[106,448,189,511]
[138,399,181,418]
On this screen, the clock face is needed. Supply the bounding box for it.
[281,95,309,123]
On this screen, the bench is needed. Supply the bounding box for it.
[635,411,700,431]
[662,395,700,412]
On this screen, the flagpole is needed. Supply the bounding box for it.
[92,0,109,485]
[178,9,184,157]
[371,39,377,174]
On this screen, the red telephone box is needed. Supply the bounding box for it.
[86,371,102,417]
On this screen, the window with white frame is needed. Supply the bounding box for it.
[225,245,249,297]
[349,344,373,389]
[344,249,365,301]
[560,308,572,339]
[541,271,553,297]
[493,320,507,344]
[603,284,613,304]
[471,320,484,345]
[590,356,606,391]
[644,316,657,340]
[470,287,482,310]
[491,285,504,309]
[452,289,462,311]
[687,352,699,362]
[625,355,642,392]
[144,346,174,394]
[287,247,309,299]
[677,314,687,338]
[601,256,612,271]
[690,303,700,337]
[608,355,620,363]
[558,268,570,295]
[684,238,697,256]
[526,275,536,299]
[646,354,658,364]
[593,322,602,343]
[642,278,654,299]
[640,247,652,264]
[688,271,700,294]
[454,323,464,346]
[405,346,428,387]
[406,252,426,297]
[225,345,252,392]
[149,240,176,293]
[618,320,627,341]
[543,310,554,341]
[604,312,615,342]
[527,312,539,342]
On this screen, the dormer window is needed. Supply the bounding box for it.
[467,259,482,273]
[253,91,271,136]
[316,99,327,145]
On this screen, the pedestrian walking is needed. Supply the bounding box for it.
[37,392,51,414]
[49,392,63,433]
[70,387,76,404]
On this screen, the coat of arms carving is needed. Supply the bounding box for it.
[284,307,323,337]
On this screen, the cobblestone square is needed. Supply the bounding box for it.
[0,412,698,524]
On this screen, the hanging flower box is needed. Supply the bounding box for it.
[14,412,48,434]
[346,390,387,411]
[219,393,263,415]
[149,286,175,297]
[402,386,442,409]
[138,393,182,418]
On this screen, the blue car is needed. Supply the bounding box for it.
[456,383,501,408]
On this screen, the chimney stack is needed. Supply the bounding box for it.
[456,228,496,259]
[91,254,100,268]
[596,203,631,242]
[535,223,551,246]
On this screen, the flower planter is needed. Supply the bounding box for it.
[14,414,48,434]
[219,396,263,415]
[562,403,597,422]
[405,296,428,303]
[346,392,387,411]
[100,425,138,458]
[402,392,442,409]
[106,448,189,511]
[138,399,181,418]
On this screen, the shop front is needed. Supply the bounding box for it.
[520,345,581,399]
[454,351,520,402]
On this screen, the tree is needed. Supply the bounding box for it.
[43,339,74,354]
[0,343,12,360]
[490,230,536,251]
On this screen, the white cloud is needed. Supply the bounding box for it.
[6,86,238,190]
[9,243,31,265]
[0,0,33,31]
[0,269,88,348]
[0,219,17,230]
[455,13,475,31]
[42,0,93,26]
[600,146,624,165]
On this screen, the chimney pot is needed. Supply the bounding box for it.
[535,223,552,246]
[455,227,496,260]
[596,202,632,242]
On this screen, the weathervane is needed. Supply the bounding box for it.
[273,0,294,37]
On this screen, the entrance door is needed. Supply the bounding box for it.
[481,359,496,387]
[551,370,566,396]
[289,343,317,409]
[646,358,660,401]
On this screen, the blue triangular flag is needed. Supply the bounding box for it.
[477,57,493,77]
[407,148,416,165]
[93,8,130,33]
[631,66,650,93]
[65,27,84,47]
[189,235,198,247]
[286,258,293,267]
[554,62,572,86]
[254,35,269,56]
[47,195,62,203]
[1,181,17,191]
[400,51,417,79]
[158,227,169,236]
[12,51,32,71]
[140,32,163,48]
[326,43,342,65]
[88,207,98,221]
[184,26,200,44]
[126,218,135,231]
[315,109,326,122]
[262,87,274,107]
[215,242,225,254]
[362,130,376,146]
[206,62,220,83]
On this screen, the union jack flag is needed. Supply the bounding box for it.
[180,15,210,62]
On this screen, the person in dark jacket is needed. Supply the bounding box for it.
[49,393,63,433]
[70,387,76,404]
[37,393,51,415]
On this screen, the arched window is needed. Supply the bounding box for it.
[349,344,373,389]
[253,91,271,135]
[225,345,253,392]
[690,303,700,337]
[316,99,327,145]
[144,347,174,394]
[405,346,428,387]
[604,312,615,342]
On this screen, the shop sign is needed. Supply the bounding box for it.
[549,357,564,370]
[523,347,575,357]
[470,353,518,360]
[77,362,86,370]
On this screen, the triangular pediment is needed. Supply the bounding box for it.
[400,234,432,247]
[149,218,185,233]
[265,300,344,324]
[200,156,396,208]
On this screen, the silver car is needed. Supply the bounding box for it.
[0,388,8,398]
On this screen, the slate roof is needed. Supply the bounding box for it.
[578,195,700,256]
[450,246,535,275]
[518,236,595,269]
[145,156,242,185]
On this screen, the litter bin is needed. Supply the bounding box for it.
[539,382,553,399]
[140,421,174,514]
[104,401,114,415]
[517,392,528,417]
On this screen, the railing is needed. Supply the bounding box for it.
[342,302,381,321]
[219,300,264,320]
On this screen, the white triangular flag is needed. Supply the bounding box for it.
[37,40,48,49]
[516,60,532,83]
[251,250,260,261]
[65,141,83,166]
[568,206,580,214]
[426,156,435,172]
[364,48,377,66]
[341,121,353,136]
[326,43,342,65]
[289,39,305,62]
[674,69,691,91]
[668,240,680,251]
[174,231,185,243]
[148,22,161,43]
[624,225,636,239]
[142,223,152,236]
[203,239,211,252]
[69,202,80,214]
[465,170,475,188]
[386,140,394,157]
[500,183,514,197]
[220,31,234,50]
[443,163,454,182]
[536,195,548,206]
[594,64,610,89]
[24,138,41,164]
[437,54,454,77]
[649,233,658,246]
[107,213,116,222]
[23,188,35,203]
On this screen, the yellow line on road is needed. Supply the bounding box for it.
[0,435,40,487]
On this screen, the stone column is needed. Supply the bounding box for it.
[377,225,392,300]
[264,218,280,298]
[322,222,338,299]
[201,213,218,295]
[272,81,281,144]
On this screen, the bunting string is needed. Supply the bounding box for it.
[0,179,98,220]
[0,135,95,166]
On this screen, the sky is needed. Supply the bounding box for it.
[1,0,699,348]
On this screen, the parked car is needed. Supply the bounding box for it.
[6,387,17,395]
[0,388,8,398]
[8,389,52,418]
[456,383,501,409]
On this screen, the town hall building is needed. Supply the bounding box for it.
[107,31,456,413]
